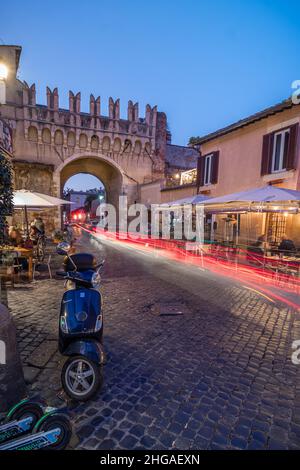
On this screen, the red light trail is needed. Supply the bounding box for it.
[78,224,300,311]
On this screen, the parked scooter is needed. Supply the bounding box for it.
[0,399,72,450]
[56,242,105,401]
[0,399,43,444]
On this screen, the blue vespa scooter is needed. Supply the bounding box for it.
[56,242,105,402]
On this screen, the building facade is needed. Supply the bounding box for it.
[167,99,300,245]
[195,99,300,197]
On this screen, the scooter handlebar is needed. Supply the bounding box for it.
[94,261,105,271]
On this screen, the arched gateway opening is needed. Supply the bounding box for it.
[58,156,124,212]
[63,173,106,223]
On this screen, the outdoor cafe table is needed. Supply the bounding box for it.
[263,254,300,277]
[0,246,34,281]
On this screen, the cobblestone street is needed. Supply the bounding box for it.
[6,229,300,450]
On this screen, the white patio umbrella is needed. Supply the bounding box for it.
[200,185,300,245]
[13,189,72,235]
[161,194,210,208]
[13,189,72,208]
[201,185,300,205]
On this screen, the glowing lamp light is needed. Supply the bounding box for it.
[0,64,8,80]
[0,64,7,105]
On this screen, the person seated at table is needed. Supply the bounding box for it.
[8,226,23,247]
[251,234,270,255]
[246,235,270,266]
[34,217,45,236]
[29,223,39,244]
[30,217,45,239]
[278,234,296,254]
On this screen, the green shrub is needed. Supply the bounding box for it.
[0,153,13,245]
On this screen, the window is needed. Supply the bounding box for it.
[266,212,287,244]
[261,124,298,176]
[204,153,213,185]
[271,129,290,173]
[197,151,219,189]
[180,168,197,185]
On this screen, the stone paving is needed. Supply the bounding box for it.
[6,230,300,450]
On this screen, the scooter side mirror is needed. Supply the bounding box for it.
[57,241,71,256]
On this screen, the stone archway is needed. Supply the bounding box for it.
[51,154,139,229]
[57,154,126,211]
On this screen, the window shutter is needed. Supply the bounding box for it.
[285,123,298,170]
[211,151,219,184]
[196,156,205,191]
[261,132,273,175]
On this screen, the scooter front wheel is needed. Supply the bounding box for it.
[61,356,103,402]
[33,413,72,450]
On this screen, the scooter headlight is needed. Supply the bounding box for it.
[60,316,69,333]
[91,272,101,288]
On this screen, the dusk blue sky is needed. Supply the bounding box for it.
[2,0,300,189]
[64,174,104,192]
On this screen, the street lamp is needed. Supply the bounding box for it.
[0,63,8,105]
[0,64,8,80]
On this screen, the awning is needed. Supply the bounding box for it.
[201,185,300,204]
[13,189,73,236]
[160,194,210,208]
[197,186,300,214]
[13,190,72,208]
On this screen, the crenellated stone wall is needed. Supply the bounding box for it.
[17,81,161,185]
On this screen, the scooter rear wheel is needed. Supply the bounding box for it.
[5,401,44,427]
[33,413,72,450]
[62,356,103,402]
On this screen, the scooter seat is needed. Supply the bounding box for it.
[64,253,96,272]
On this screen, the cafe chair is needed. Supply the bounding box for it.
[0,251,22,287]
[33,254,52,281]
